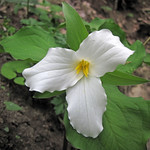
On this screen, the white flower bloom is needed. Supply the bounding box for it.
[22,29,134,138]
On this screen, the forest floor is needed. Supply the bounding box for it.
[0,0,150,150]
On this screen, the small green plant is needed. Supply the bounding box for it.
[1,85,5,90]
[4,127,9,132]
[17,0,64,30]
[0,17,16,39]
[15,135,21,139]
[51,94,66,115]
[101,6,112,11]
[127,13,134,18]
[4,101,22,111]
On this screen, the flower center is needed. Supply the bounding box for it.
[75,59,90,77]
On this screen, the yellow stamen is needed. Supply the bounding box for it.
[75,59,90,77]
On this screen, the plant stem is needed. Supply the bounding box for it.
[114,0,118,10]
[63,131,68,150]
[27,0,30,18]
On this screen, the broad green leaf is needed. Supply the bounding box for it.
[4,101,22,111]
[33,90,65,99]
[1,60,33,80]
[101,70,149,85]
[62,2,88,50]
[144,53,150,65]
[1,26,57,61]
[117,40,146,73]
[64,84,150,150]
[99,21,129,46]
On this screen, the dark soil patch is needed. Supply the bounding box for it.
[0,54,64,150]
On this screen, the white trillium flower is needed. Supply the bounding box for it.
[22,29,134,138]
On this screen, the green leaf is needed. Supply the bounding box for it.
[54,32,67,48]
[84,18,114,31]
[101,6,112,11]
[14,77,25,85]
[1,26,57,61]
[20,18,45,26]
[4,127,9,132]
[50,4,62,12]
[33,90,65,99]
[1,85,5,90]
[127,13,134,18]
[1,60,33,80]
[4,101,22,111]
[5,0,38,4]
[30,7,48,16]
[101,70,149,85]
[51,94,66,115]
[15,135,21,139]
[0,45,4,53]
[62,2,88,50]
[117,40,146,73]
[99,21,129,46]
[64,84,150,150]
[144,53,150,65]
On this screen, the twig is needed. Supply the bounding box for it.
[114,0,118,10]
[144,37,150,46]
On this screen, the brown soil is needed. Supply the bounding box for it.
[0,54,64,150]
[0,0,150,150]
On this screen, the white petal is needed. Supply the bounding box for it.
[93,46,134,77]
[66,77,107,138]
[23,48,83,93]
[76,29,134,77]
